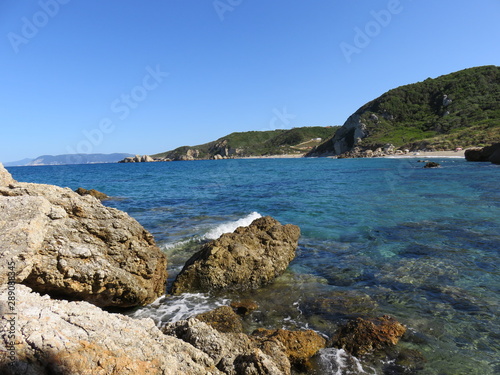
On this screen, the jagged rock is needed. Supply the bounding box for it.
[0,173,167,308]
[170,216,300,294]
[118,155,155,163]
[383,144,395,154]
[442,94,453,107]
[0,285,221,375]
[195,306,244,333]
[465,147,487,161]
[465,144,500,164]
[119,156,136,163]
[75,187,109,200]
[306,115,368,157]
[423,162,440,168]
[163,318,290,375]
[490,147,500,165]
[231,299,259,316]
[251,329,327,370]
[0,163,14,186]
[331,315,406,357]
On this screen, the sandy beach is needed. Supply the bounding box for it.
[384,150,466,159]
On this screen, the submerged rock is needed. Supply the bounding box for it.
[0,285,221,375]
[231,299,259,316]
[0,167,167,308]
[331,315,406,357]
[171,216,300,294]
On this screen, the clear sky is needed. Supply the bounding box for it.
[1,0,499,162]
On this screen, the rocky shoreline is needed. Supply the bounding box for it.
[1,163,409,374]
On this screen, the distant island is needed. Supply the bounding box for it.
[4,153,134,167]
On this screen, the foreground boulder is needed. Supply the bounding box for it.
[171,216,300,294]
[465,143,500,164]
[331,315,406,357]
[0,163,14,186]
[0,285,221,375]
[0,165,167,308]
[163,318,291,375]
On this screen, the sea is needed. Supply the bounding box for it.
[7,157,500,375]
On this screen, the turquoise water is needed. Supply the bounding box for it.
[7,158,500,374]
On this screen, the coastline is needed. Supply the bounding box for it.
[237,150,466,160]
[383,150,465,159]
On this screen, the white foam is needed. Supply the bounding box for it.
[161,238,195,251]
[203,212,262,240]
[129,293,230,327]
[317,348,374,375]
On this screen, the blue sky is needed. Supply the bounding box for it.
[1,0,499,162]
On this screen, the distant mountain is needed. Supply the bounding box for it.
[5,153,134,166]
[152,127,339,161]
[3,158,34,167]
[307,65,500,156]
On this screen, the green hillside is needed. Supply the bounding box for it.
[153,127,338,160]
[308,65,500,156]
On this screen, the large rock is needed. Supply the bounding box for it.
[0,163,14,186]
[163,318,290,375]
[171,216,300,294]
[465,143,500,164]
[195,306,244,334]
[488,144,500,164]
[251,328,327,370]
[331,315,406,357]
[0,285,221,375]
[0,177,167,308]
[307,114,368,157]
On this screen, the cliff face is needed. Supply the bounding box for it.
[307,65,500,156]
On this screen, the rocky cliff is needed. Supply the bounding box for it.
[307,65,500,156]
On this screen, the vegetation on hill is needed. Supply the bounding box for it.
[310,65,500,155]
[152,126,338,160]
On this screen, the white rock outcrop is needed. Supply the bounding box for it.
[0,285,221,375]
[0,164,167,308]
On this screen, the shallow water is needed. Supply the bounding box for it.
[8,158,500,374]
